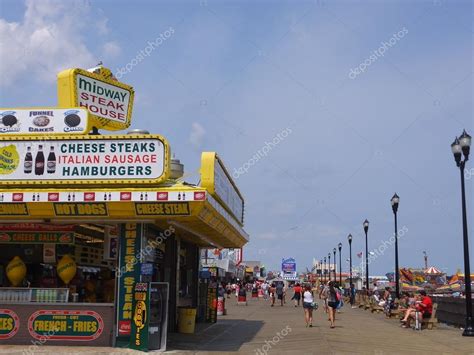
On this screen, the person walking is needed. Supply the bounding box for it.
[303,285,315,327]
[326,281,339,328]
[269,283,276,307]
[275,282,284,306]
[319,281,329,314]
[293,283,303,307]
[350,283,357,308]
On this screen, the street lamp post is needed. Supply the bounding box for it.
[328,253,331,283]
[363,219,370,291]
[323,257,327,284]
[348,234,353,286]
[391,194,400,299]
[320,259,323,284]
[338,243,342,286]
[451,130,473,337]
[333,248,337,283]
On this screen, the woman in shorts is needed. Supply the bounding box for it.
[303,285,315,327]
[326,281,339,328]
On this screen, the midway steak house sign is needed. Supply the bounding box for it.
[57,68,134,131]
[0,135,169,185]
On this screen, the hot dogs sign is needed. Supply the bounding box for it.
[0,135,170,186]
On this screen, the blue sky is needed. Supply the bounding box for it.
[0,0,472,275]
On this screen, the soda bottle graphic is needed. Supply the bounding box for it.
[47,146,56,174]
[24,146,33,174]
[35,145,45,175]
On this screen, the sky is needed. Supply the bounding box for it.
[0,0,472,275]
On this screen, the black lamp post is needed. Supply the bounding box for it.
[320,259,323,284]
[451,130,473,337]
[333,248,337,283]
[363,219,369,291]
[348,234,353,286]
[328,253,331,283]
[338,242,342,286]
[323,257,327,283]
[391,194,400,299]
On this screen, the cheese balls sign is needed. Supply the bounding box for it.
[57,67,134,131]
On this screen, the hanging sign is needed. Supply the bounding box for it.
[0,232,74,244]
[57,67,134,131]
[0,108,89,135]
[0,134,169,186]
[117,223,143,340]
[28,310,104,341]
[200,152,244,224]
[130,282,150,351]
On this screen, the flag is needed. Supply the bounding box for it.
[357,252,363,258]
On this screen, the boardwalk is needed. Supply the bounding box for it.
[1,296,473,354]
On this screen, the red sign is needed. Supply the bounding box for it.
[118,320,131,335]
[48,193,59,201]
[157,192,168,200]
[84,192,96,201]
[120,192,132,201]
[194,191,206,200]
[0,309,20,340]
[12,193,23,202]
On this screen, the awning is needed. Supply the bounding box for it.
[0,184,249,248]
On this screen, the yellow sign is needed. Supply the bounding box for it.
[0,203,28,216]
[54,203,108,216]
[0,134,170,186]
[200,152,244,224]
[135,202,190,216]
[0,145,20,175]
[57,67,134,131]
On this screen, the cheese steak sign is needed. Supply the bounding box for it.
[0,135,169,186]
[28,310,104,341]
[57,67,134,131]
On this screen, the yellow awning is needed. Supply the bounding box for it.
[0,184,248,248]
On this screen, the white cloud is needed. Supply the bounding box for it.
[102,41,121,59]
[189,122,206,147]
[0,0,109,87]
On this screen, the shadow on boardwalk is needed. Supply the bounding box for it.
[167,319,264,352]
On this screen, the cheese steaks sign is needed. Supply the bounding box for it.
[28,310,104,341]
[0,135,169,186]
[57,67,134,131]
[116,223,143,344]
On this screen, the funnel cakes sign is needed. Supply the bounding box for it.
[0,108,89,135]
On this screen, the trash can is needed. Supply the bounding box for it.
[217,297,225,315]
[178,307,197,334]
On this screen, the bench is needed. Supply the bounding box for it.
[421,303,438,330]
[370,298,384,314]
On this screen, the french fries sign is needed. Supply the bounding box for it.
[57,67,134,131]
[0,135,170,186]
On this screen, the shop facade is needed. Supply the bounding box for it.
[0,66,248,351]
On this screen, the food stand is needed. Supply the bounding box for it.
[0,66,248,350]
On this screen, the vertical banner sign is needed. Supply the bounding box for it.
[116,223,142,343]
[130,282,149,351]
[206,287,217,323]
